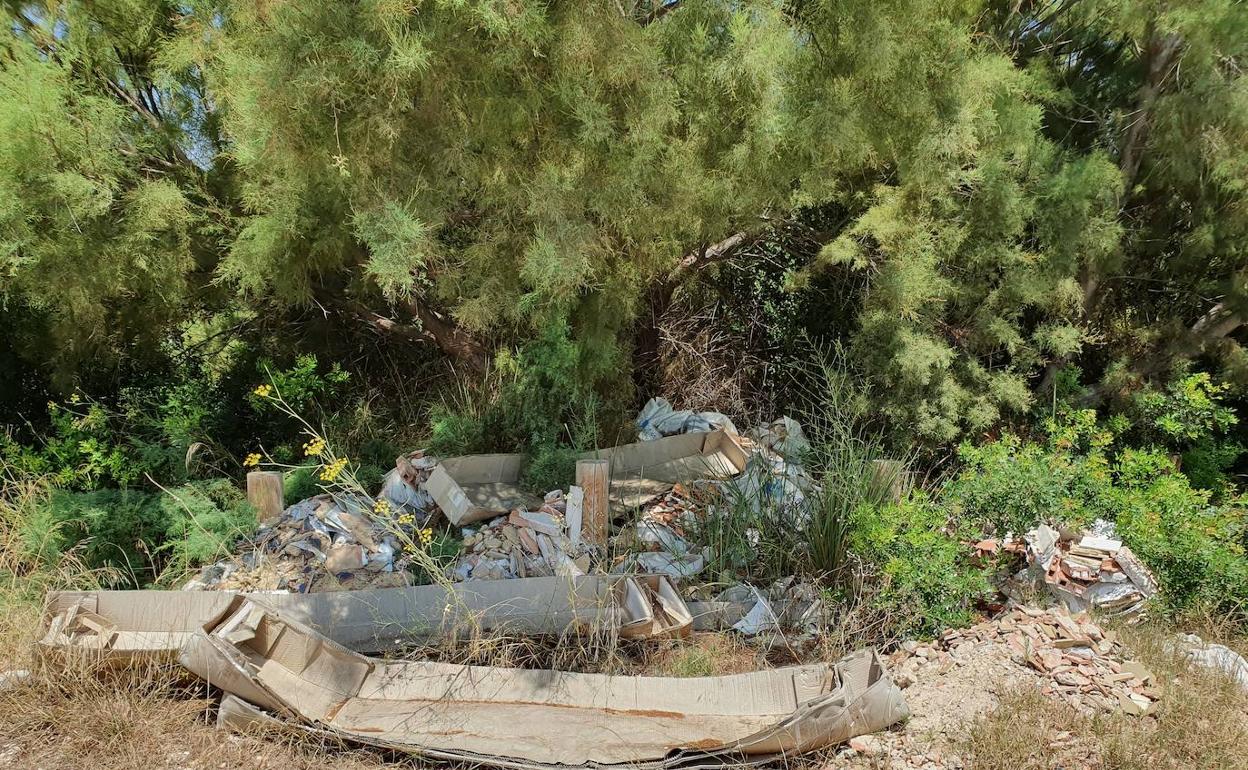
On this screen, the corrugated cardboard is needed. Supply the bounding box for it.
[425,454,543,525]
[41,575,692,659]
[580,429,749,509]
[188,598,908,768]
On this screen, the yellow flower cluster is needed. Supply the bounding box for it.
[243,452,261,468]
[253,384,273,397]
[418,528,434,547]
[397,512,416,526]
[373,498,391,514]
[319,456,349,482]
[302,436,326,457]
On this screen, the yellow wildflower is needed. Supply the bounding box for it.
[319,456,349,482]
[243,452,261,468]
[69,392,82,405]
[418,528,434,547]
[253,384,273,398]
[373,498,391,514]
[302,437,326,457]
[397,513,415,526]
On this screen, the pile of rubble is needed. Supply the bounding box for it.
[1010,525,1159,619]
[449,489,597,580]
[611,483,715,578]
[185,492,412,592]
[893,606,1159,716]
[377,450,439,521]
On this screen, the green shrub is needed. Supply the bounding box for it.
[282,466,320,505]
[17,479,258,587]
[945,433,1110,537]
[21,488,166,586]
[426,322,614,491]
[157,479,256,578]
[1108,449,1248,623]
[251,354,350,412]
[1126,372,1243,495]
[935,408,1248,627]
[521,444,577,494]
[427,405,488,456]
[849,494,989,638]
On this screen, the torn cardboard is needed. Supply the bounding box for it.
[41,576,693,660]
[186,597,908,768]
[582,429,748,510]
[425,454,543,525]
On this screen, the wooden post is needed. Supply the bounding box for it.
[247,471,285,524]
[576,459,610,547]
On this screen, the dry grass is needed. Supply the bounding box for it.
[964,620,1248,770]
[0,598,412,770]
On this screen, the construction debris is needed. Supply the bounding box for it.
[425,453,543,526]
[1016,525,1159,618]
[448,488,597,580]
[892,606,1161,717]
[1174,633,1248,691]
[377,450,438,519]
[610,483,714,578]
[585,428,748,510]
[746,416,810,460]
[184,492,412,593]
[183,596,908,769]
[717,578,830,636]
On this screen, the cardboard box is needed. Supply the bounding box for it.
[41,575,692,659]
[424,454,543,525]
[187,597,908,768]
[580,429,749,509]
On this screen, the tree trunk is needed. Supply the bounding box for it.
[631,232,753,396]
[351,298,489,374]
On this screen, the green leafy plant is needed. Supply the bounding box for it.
[156,479,256,579]
[849,494,989,638]
[1109,449,1248,624]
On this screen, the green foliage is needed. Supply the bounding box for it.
[797,346,888,580]
[935,408,1248,624]
[1108,450,1248,623]
[1132,373,1238,446]
[21,488,165,586]
[16,478,256,588]
[849,495,989,638]
[282,467,320,507]
[157,479,255,578]
[427,323,611,491]
[253,354,350,413]
[1,399,166,490]
[945,433,1110,538]
[0,1,231,382]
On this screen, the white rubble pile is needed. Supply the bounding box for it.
[378,449,439,521]
[635,397,737,440]
[633,399,819,534]
[184,491,412,592]
[610,484,713,578]
[717,578,830,636]
[1016,524,1159,618]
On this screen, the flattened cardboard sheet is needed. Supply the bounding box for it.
[41,575,691,659]
[188,598,908,769]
